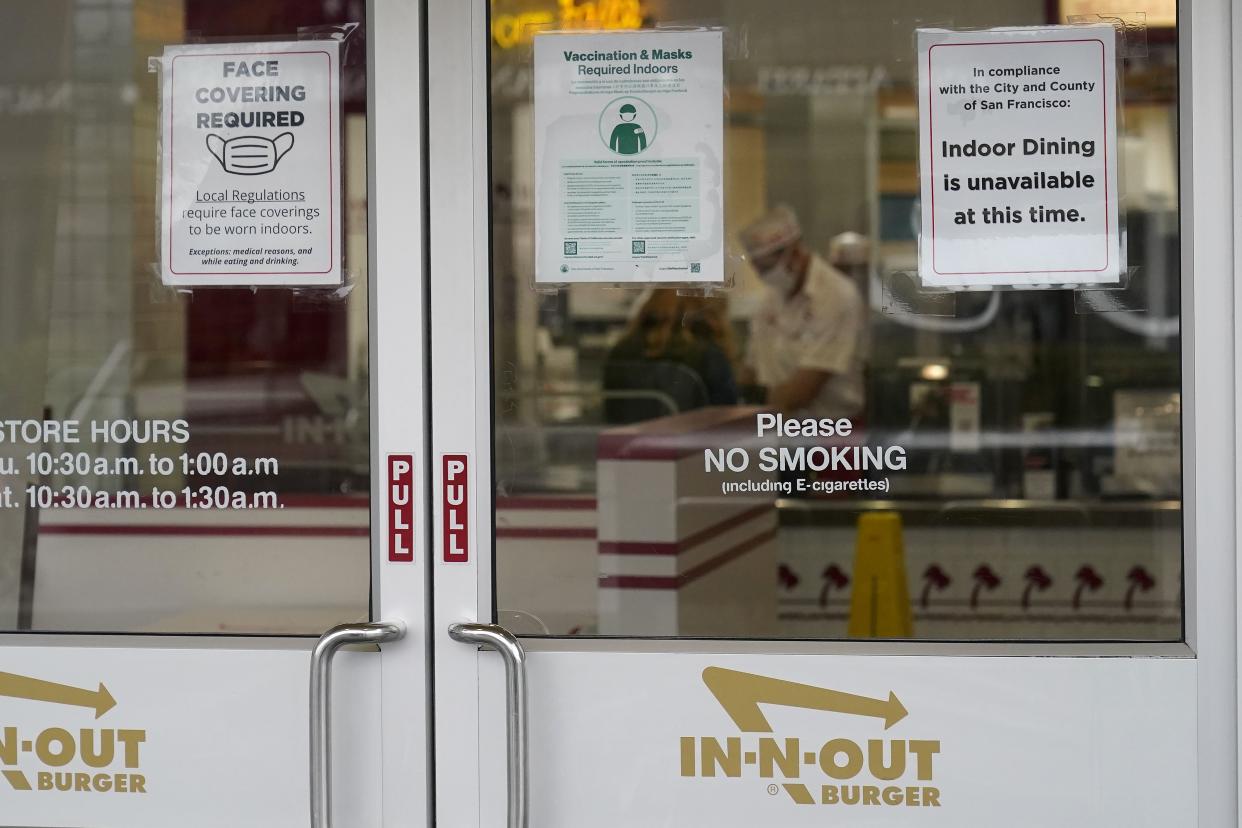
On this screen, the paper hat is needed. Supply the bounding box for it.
[739,204,802,259]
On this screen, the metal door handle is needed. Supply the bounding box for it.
[310,621,405,828]
[448,623,528,828]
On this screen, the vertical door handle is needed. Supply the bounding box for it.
[310,621,405,828]
[448,623,528,828]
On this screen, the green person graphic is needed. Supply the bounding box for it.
[609,103,648,155]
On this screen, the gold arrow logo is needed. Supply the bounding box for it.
[702,667,907,731]
[0,671,116,719]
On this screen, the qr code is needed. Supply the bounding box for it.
[563,241,578,255]
[632,240,646,254]
[690,262,701,273]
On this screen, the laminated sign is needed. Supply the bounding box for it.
[534,30,724,284]
[158,41,342,287]
[917,26,1121,287]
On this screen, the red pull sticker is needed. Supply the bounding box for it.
[442,454,469,563]
[388,454,415,563]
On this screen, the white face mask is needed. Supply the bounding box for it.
[206,131,295,176]
[759,256,799,296]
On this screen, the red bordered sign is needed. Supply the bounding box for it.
[442,454,469,563]
[388,454,414,562]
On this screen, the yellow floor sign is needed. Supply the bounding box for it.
[847,512,914,638]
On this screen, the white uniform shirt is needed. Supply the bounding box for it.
[750,255,866,419]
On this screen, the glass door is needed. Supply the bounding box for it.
[430,0,1235,824]
[0,1,429,825]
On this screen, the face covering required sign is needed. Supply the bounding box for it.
[533,30,725,285]
[158,41,342,287]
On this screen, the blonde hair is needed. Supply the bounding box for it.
[623,290,736,364]
[679,294,737,364]
[624,289,685,358]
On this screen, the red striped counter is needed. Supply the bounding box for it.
[495,495,598,635]
[596,407,779,636]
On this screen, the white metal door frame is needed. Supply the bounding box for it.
[1189,0,1239,818]
[427,0,495,825]
[370,0,433,825]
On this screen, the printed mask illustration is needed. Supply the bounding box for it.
[205,132,294,175]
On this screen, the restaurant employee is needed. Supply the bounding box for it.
[740,204,867,420]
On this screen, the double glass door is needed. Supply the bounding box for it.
[0,0,1235,826]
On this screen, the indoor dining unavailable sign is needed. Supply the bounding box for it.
[917,25,1121,288]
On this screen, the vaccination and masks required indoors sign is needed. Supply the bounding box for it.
[158,41,342,287]
[917,25,1121,288]
[533,30,725,285]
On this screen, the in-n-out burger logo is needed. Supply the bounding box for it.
[0,671,146,795]
[681,668,941,808]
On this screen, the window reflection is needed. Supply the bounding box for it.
[490,0,1181,641]
[0,0,370,635]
